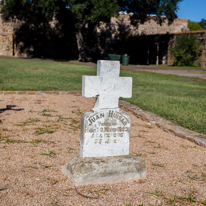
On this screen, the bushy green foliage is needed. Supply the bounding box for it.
[188,21,203,31]
[199,18,206,30]
[170,34,203,66]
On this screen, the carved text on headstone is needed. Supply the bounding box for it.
[80,109,130,157]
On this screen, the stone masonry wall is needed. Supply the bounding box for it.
[198,32,206,68]
[136,18,188,35]
[97,14,189,37]
[0,15,14,56]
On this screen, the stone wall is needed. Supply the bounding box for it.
[167,31,206,68]
[0,11,189,58]
[0,11,76,58]
[136,18,189,35]
[97,14,189,37]
[0,15,14,56]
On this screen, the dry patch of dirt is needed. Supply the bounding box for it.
[0,94,206,206]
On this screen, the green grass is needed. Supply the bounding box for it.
[122,70,206,134]
[40,151,56,158]
[0,58,95,91]
[146,186,206,205]
[0,57,206,134]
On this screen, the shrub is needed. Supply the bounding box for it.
[199,18,206,30]
[170,33,203,66]
[188,21,204,31]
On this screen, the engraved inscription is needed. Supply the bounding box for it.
[80,109,131,157]
[88,112,104,125]
[108,110,128,126]
[84,110,130,146]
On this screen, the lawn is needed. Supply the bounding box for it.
[0,57,206,134]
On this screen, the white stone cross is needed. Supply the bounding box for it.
[82,60,132,110]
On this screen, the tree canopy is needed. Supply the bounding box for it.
[199,18,206,30]
[188,20,204,31]
[1,0,183,61]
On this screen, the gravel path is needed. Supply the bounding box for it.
[0,94,206,206]
[125,67,206,79]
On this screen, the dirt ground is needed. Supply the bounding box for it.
[0,94,206,206]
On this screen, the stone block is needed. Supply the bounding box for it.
[4,91,16,94]
[17,91,27,94]
[194,138,206,148]
[41,91,53,94]
[62,155,146,186]
[51,91,60,94]
[28,91,36,95]
[69,91,80,94]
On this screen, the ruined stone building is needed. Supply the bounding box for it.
[0,11,188,55]
[98,14,189,36]
[0,11,206,68]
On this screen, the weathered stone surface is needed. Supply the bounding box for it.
[62,155,146,186]
[194,138,206,147]
[28,91,36,95]
[4,91,16,94]
[69,91,82,95]
[80,61,132,158]
[17,91,27,94]
[99,14,189,36]
[80,108,130,157]
[82,61,132,110]
[0,15,14,56]
[40,91,53,94]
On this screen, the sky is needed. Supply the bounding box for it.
[177,0,206,22]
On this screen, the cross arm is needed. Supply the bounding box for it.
[117,77,133,98]
[82,76,101,97]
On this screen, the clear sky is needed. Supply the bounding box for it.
[177,0,206,22]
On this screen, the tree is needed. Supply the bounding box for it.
[188,20,203,31]
[1,0,183,61]
[170,33,203,66]
[199,18,206,30]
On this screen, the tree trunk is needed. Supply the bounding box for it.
[76,26,88,62]
[75,22,99,62]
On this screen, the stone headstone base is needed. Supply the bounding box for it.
[62,155,146,186]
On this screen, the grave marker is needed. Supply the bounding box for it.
[62,60,146,186]
[81,61,132,157]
